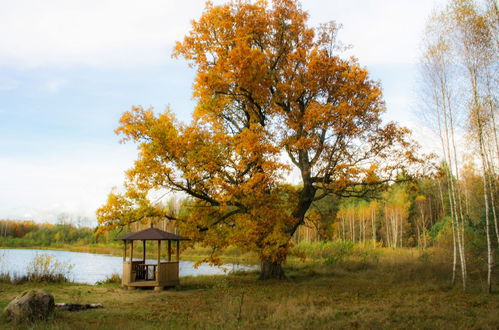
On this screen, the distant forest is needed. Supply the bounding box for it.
[0,170,489,252]
[0,219,123,247]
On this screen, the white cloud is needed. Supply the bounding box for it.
[0,143,136,222]
[0,0,447,68]
[0,0,219,68]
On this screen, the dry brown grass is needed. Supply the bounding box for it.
[0,250,498,329]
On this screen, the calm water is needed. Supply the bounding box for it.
[0,249,255,284]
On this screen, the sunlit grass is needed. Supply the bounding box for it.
[0,249,498,329]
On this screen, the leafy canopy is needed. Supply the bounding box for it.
[97,0,422,265]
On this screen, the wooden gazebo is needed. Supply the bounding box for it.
[116,227,190,291]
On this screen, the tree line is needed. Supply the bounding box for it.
[0,219,124,247]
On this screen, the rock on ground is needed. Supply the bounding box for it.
[3,290,55,323]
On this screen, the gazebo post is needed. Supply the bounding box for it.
[176,240,180,262]
[142,240,146,262]
[168,240,172,262]
[123,241,127,262]
[157,240,161,266]
[154,240,162,291]
[129,240,134,289]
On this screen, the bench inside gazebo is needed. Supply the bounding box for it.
[116,227,190,291]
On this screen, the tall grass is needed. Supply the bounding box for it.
[183,241,384,270]
[100,273,122,284]
[0,250,10,283]
[290,240,380,266]
[0,253,74,284]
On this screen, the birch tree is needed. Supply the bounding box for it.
[421,0,498,292]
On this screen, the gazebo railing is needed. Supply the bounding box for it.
[133,263,157,281]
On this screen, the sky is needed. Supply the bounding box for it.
[0,0,447,224]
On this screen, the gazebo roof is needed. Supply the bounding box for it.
[115,227,190,241]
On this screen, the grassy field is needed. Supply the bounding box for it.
[1,249,498,329]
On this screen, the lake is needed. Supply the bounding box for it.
[0,249,255,284]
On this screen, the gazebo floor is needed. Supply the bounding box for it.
[127,281,157,287]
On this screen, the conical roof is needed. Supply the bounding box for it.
[115,227,190,241]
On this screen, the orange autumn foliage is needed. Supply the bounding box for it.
[97,0,424,279]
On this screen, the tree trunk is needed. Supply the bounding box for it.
[259,258,285,280]
[342,217,345,240]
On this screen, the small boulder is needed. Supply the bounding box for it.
[3,290,55,323]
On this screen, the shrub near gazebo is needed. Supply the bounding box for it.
[116,227,190,291]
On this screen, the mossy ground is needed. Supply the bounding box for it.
[1,250,498,329]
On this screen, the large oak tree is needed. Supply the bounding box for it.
[97,0,422,279]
